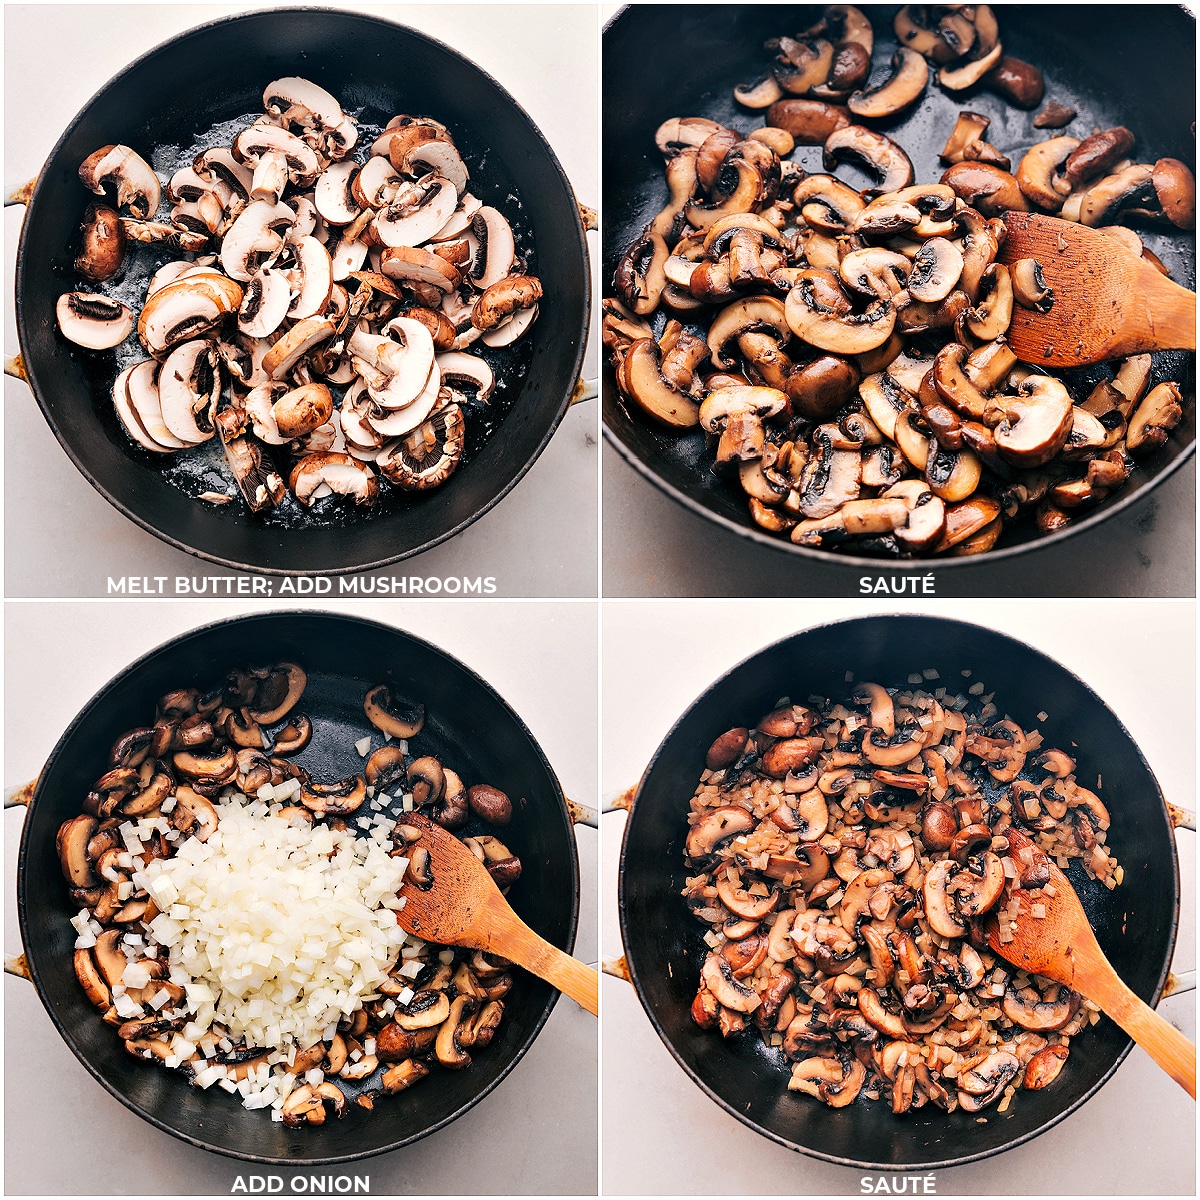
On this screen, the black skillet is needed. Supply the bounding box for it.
[603,4,1196,568]
[13,611,579,1164]
[11,7,590,575]
[618,614,1185,1169]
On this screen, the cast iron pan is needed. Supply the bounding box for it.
[618,614,1182,1169]
[603,4,1196,568]
[15,611,579,1164]
[13,7,590,574]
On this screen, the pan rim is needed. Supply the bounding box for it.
[599,1,1196,573]
[16,608,582,1165]
[602,418,1196,573]
[14,5,592,577]
[616,612,1182,1171]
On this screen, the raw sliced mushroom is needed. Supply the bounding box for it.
[57,293,135,349]
[289,453,379,507]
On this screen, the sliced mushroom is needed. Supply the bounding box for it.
[281,1081,346,1126]
[296,773,366,816]
[1003,987,1080,1032]
[953,851,1005,916]
[824,126,914,196]
[619,336,701,429]
[1024,1044,1069,1089]
[1126,382,1183,457]
[702,951,761,1013]
[363,686,424,739]
[941,162,1028,217]
[56,293,135,350]
[923,860,967,938]
[1011,258,1054,312]
[1152,158,1196,230]
[848,47,928,118]
[138,274,244,358]
[158,340,221,445]
[289,452,378,507]
[79,144,161,219]
[993,377,1074,468]
[784,270,895,354]
[906,238,964,303]
[375,176,459,247]
[956,1050,1019,1110]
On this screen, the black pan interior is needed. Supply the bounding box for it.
[603,4,1196,567]
[17,611,579,1164]
[619,614,1179,1169]
[17,7,589,574]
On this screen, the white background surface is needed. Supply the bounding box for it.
[601,599,1196,1196]
[4,3,600,598]
[4,599,598,1195]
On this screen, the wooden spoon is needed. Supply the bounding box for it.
[999,210,1196,367]
[983,826,1194,1097]
[393,812,598,1016]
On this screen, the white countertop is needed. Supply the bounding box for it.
[601,598,1195,1195]
[4,3,599,598]
[4,599,598,1195]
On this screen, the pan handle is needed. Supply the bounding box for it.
[567,798,599,828]
[568,198,599,406]
[1161,808,1196,997]
[4,780,34,981]
[5,177,36,207]
[601,793,636,984]
[1169,803,1196,832]
[4,177,34,385]
[571,377,598,406]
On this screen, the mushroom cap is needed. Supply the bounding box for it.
[76,203,126,282]
[1152,157,1196,229]
[273,382,334,439]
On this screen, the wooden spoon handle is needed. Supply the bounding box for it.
[1081,960,1196,1097]
[504,928,599,1016]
